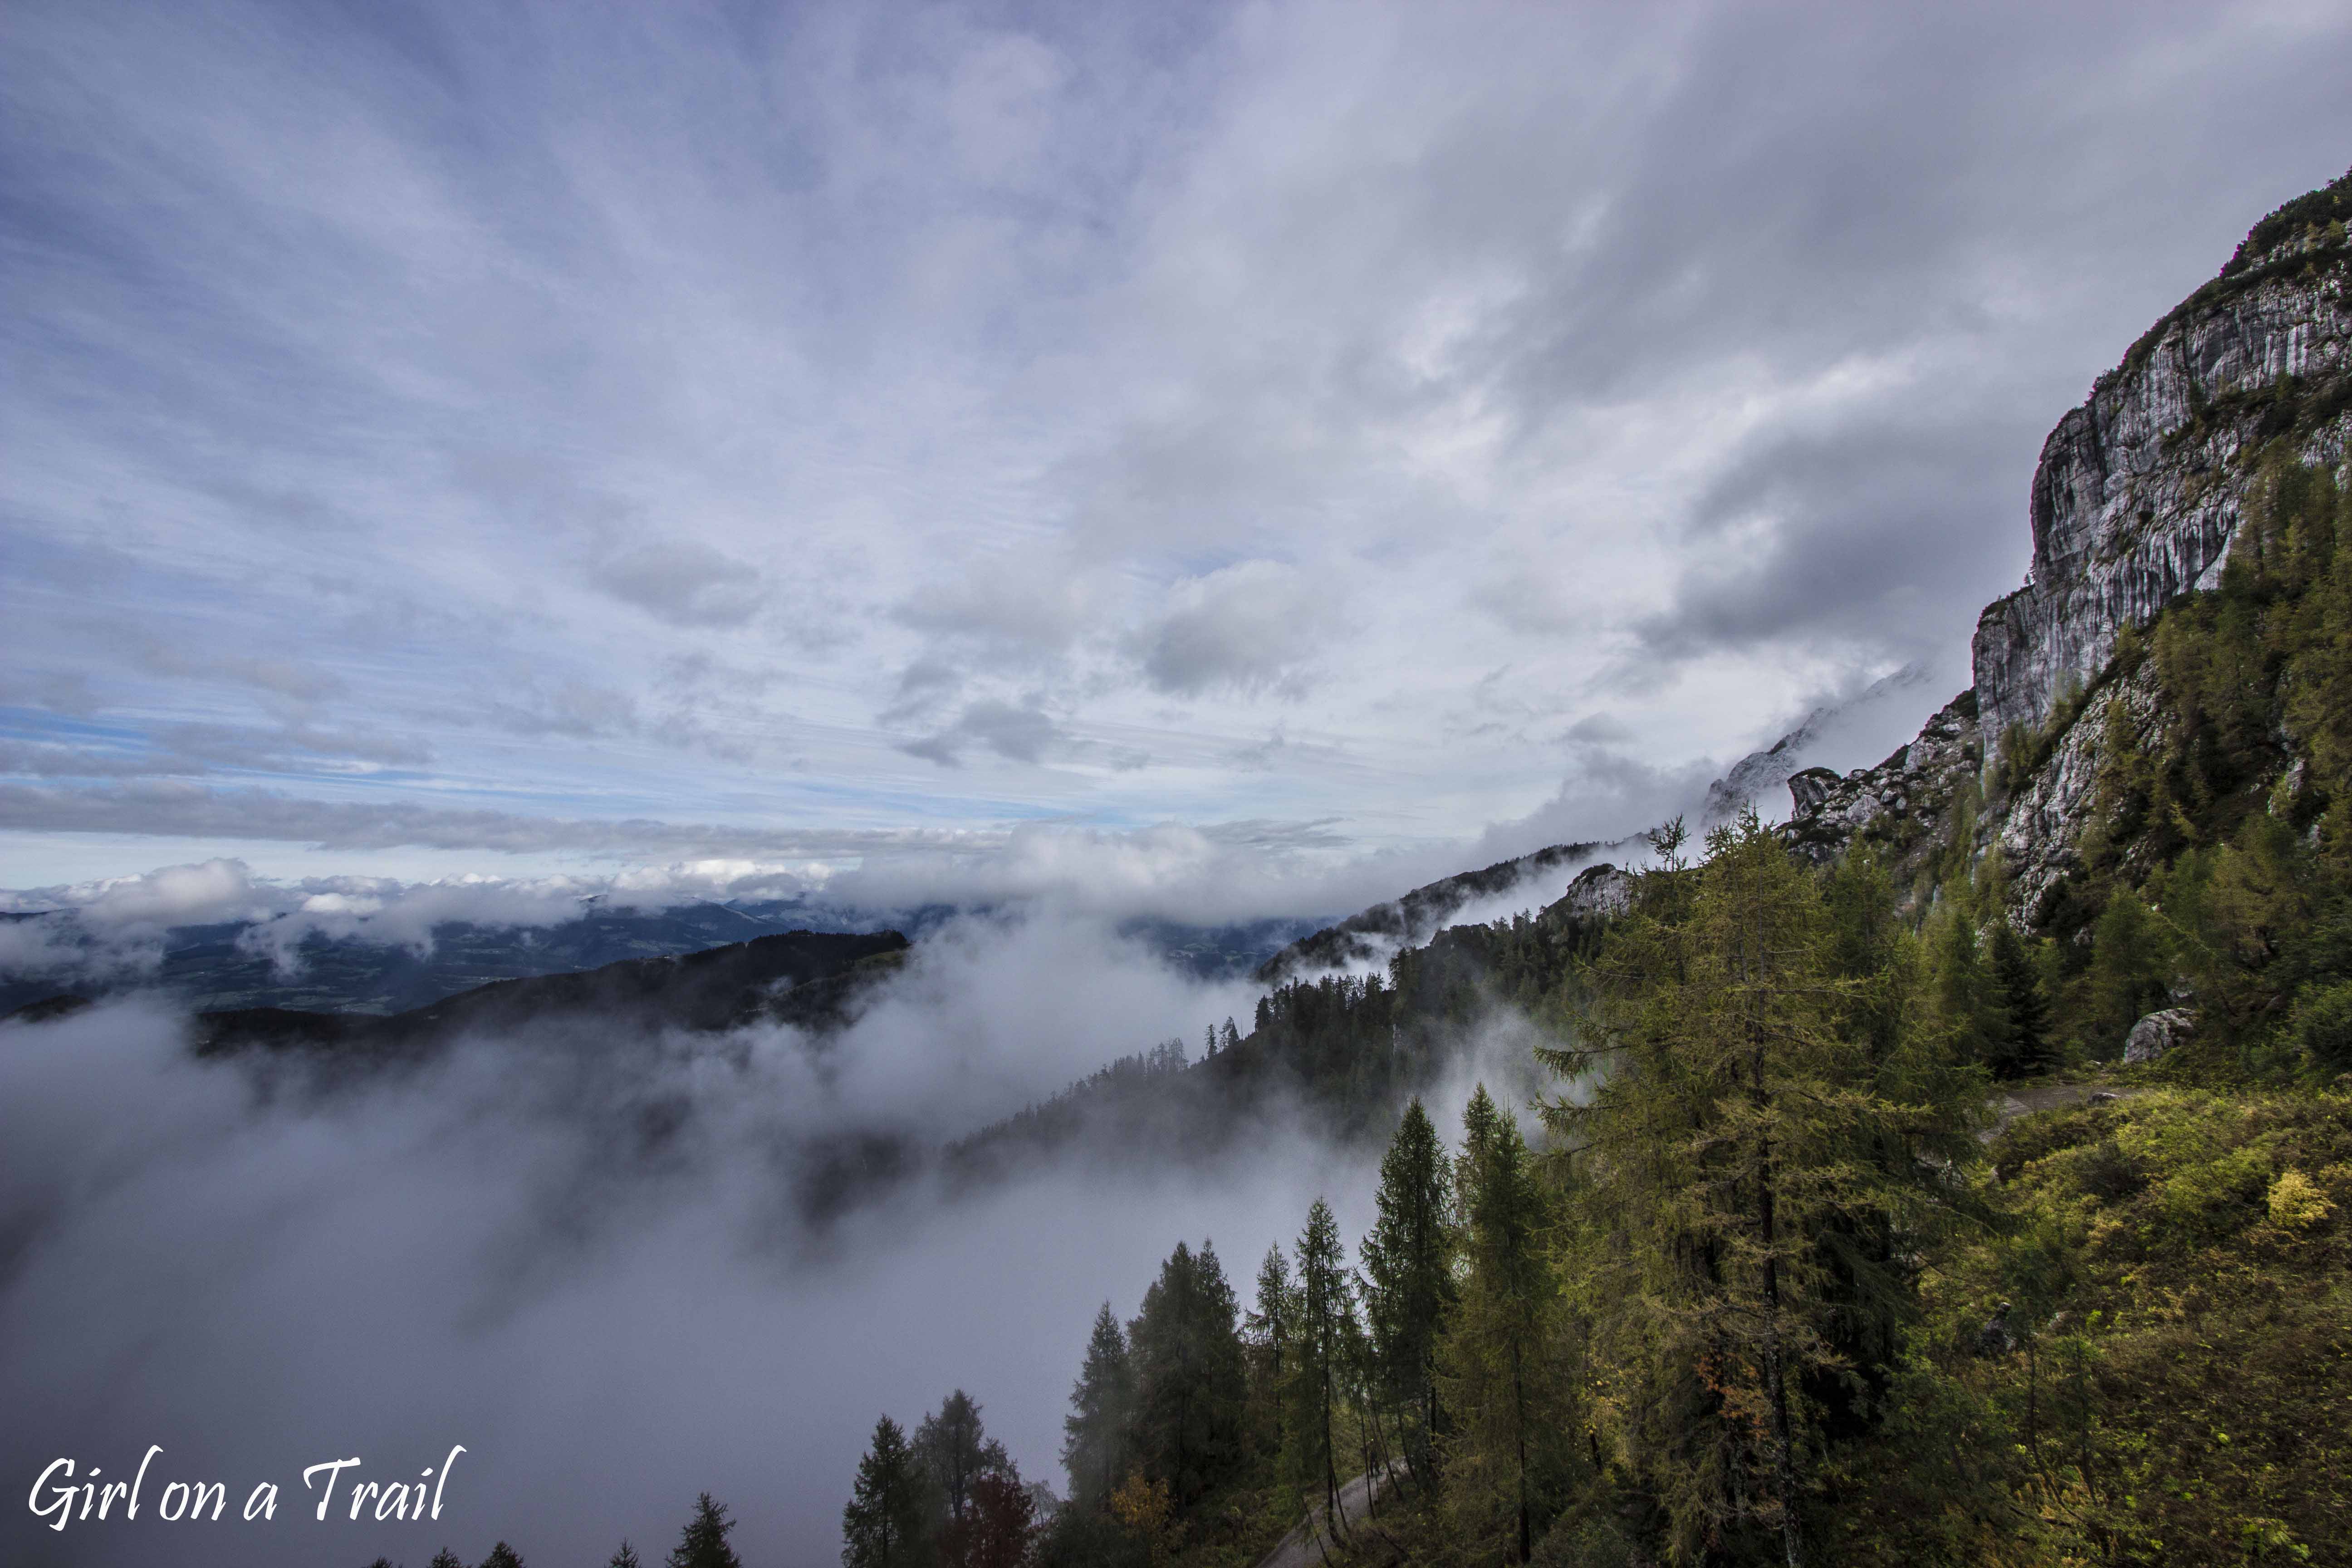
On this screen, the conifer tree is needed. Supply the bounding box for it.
[916,1389,1011,1531]
[1287,1198,1355,1540]
[666,1494,740,1568]
[1129,1239,1247,1508]
[1245,1242,1298,1459]
[1987,918,2052,1077]
[1927,902,2005,1067]
[959,1470,1037,1568]
[1557,810,1980,1568]
[428,1552,464,1568]
[608,1543,642,1568]
[1360,1098,1455,1484]
[2087,888,2172,1054]
[844,1421,928,1568]
[1440,1087,1574,1563]
[479,1546,524,1568]
[1061,1302,1136,1512]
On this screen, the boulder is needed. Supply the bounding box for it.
[2123,1007,2196,1065]
[1785,766,1840,815]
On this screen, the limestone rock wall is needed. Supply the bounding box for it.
[1788,181,2352,920]
[1973,235,2352,746]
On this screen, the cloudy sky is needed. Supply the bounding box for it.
[7,0,2352,912]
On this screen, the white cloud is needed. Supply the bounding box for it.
[4,0,2350,893]
[1131,559,1330,697]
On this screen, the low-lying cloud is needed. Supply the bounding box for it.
[0,911,1371,1568]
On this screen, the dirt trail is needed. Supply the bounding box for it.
[1253,1468,1393,1568]
[1980,1077,2145,1142]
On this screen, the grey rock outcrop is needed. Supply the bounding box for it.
[1991,660,2166,922]
[1788,172,2352,917]
[1560,862,1634,923]
[1786,767,1839,816]
[2123,1007,2196,1066]
[1782,692,1981,880]
[1973,215,2352,748]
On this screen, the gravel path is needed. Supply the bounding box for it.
[1253,1468,1393,1568]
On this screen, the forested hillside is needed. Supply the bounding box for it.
[828,170,2352,1568]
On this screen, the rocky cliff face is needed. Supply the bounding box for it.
[1973,218,2352,746]
[1790,170,2352,911]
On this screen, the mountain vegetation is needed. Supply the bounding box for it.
[327,166,2351,1568]
[838,169,2352,1568]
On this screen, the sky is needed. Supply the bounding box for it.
[7,0,2352,918]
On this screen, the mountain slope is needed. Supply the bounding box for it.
[183,928,911,1059]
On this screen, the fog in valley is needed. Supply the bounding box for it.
[0,668,1947,1567]
[0,891,1557,1568]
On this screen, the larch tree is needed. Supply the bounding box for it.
[1553,810,1980,1568]
[1245,1243,1298,1460]
[1439,1086,1577,1564]
[958,1470,1037,1568]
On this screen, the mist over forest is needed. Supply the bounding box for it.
[0,887,1555,1568]
[10,3,2352,1567]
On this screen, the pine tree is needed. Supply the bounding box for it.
[1061,1302,1136,1512]
[843,1421,928,1568]
[428,1553,464,1568]
[608,1543,643,1568]
[1288,1197,1356,1541]
[1129,1239,1248,1509]
[1360,1098,1455,1486]
[1987,918,2052,1077]
[479,1545,524,1568]
[666,1494,740,1568]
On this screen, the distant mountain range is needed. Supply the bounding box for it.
[178,927,914,1061]
[0,897,1328,1018]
